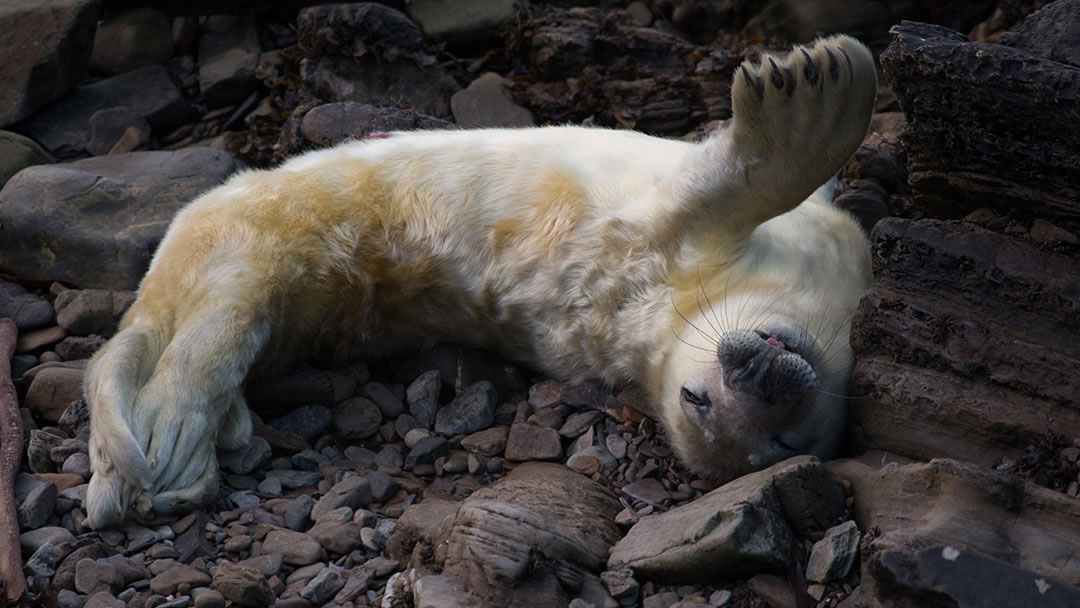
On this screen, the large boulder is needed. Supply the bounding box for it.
[0,149,235,289]
[0,0,100,127]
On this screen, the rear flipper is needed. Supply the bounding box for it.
[85,303,268,528]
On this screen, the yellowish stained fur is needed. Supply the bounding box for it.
[85,35,876,528]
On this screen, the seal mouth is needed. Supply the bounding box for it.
[754,329,802,358]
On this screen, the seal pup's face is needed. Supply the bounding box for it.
[661,311,851,482]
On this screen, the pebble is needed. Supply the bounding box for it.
[262,529,324,566]
[332,397,383,440]
[212,562,276,607]
[311,476,373,520]
[291,449,330,471]
[268,405,332,442]
[363,382,406,418]
[366,470,400,502]
[264,469,322,489]
[285,494,315,531]
[404,436,450,470]
[300,568,345,604]
[461,426,508,456]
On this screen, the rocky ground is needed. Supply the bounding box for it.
[1,1,1079,607]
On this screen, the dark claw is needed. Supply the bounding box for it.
[741,66,764,99]
[838,47,855,78]
[825,48,840,83]
[800,49,817,85]
[768,57,784,90]
[782,67,795,95]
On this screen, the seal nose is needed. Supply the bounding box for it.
[718,329,816,406]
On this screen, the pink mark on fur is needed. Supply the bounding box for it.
[766,336,787,350]
[362,132,391,140]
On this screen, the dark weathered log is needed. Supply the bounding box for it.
[849,218,1080,466]
[0,318,26,604]
[880,22,1080,231]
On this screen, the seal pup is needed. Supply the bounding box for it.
[84,35,876,528]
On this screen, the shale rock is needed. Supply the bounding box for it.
[832,454,1080,585]
[849,218,1080,465]
[609,456,845,582]
[0,149,235,289]
[881,22,1080,231]
[0,131,52,188]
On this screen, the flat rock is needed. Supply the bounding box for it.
[219,436,271,475]
[268,404,332,443]
[434,380,497,437]
[362,382,406,418]
[0,0,99,127]
[404,435,449,470]
[609,456,845,582]
[311,475,373,520]
[332,396,382,440]
[461,426,508,457]
[150,563,211,595]
[15,65,187,159]
[291,102,454,154]
[864,545,1080,608]
[300,568,344,604]
[831,454,1080,585]
[504,423,563,462]
[19,525,73,554]
[264,469,322,490]
[262,529,323,566]
[212,562,276,607]
[428,463,622,607]
[0,279,55,331]
[0,149,235,289]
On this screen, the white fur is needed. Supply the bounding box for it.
[85,35,876,527]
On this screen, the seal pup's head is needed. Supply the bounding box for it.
[659,307,853,482]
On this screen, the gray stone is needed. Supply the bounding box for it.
[284,493,315,531]
[366,470,399,503]
[263,529,323,566]
[27,428,64,473]
[0,280,54,334]
[291,449,330,472]
[268,404,332,443]
[150,563,211,595]
[344,445,378,465]
[609,456,845,582]
[198,17,261,107]
[53,288,135,337]
[334,566,374,603]
[25,541,57,579]
[219,436,271,475]
[331,397,382,440]
[15,65,188,159]
[293,102,455,152]
[377,445,404,468]
[256,476,282,497]
[568,445,618,473]
[600,568,639,603]
[211,561,275,607]
[229,491,260,509]
[89,8,173,76]
[56,589,84,608]
[363,382,406,418]
[86,107,151,156]
[11,354,37,379]
[16,473,57,529]
[451,72,533,128]
[74,559,124,594]
[406,369,441,428]
[236,553,282,578]
[504,423,563,462]
[404,427,434,449]
[311,476,373,521]
[461,426,508,456]
[435,380,497,437]
[55,334,107,360]
[308,519,365,554]
[806,520,860,583]
[23,366,84,422]
[406,0,516,47]
[265,469,322,489]
[19,525,74,554]
[404,436,449,470]
[0,0,99,127]
[83,592,124,608]
[865,546,1080,608]
[300,568,345,605]
[559,410,604,439]
[621,478,669,507]
[0,149,234,289]
[0,130,52,190]
[62,452,91,479]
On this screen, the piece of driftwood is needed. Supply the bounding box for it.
[0,318,27,603]
[881,21,1080,231]
[848,218,1080,466]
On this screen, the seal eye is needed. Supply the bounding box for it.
[680,387,711,409]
